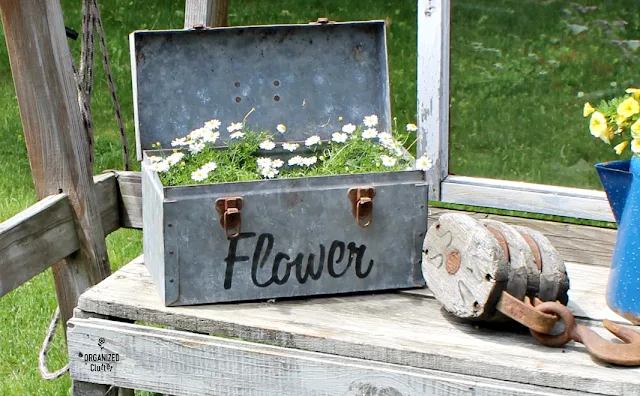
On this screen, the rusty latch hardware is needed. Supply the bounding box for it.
[215,197,243,238]
[310,17,334,25]
[347,187,376,228]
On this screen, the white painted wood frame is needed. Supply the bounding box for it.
[416,0,615,223]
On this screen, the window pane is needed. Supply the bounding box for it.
[449,0,640,190]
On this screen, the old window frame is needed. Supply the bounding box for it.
[416,0,614,222]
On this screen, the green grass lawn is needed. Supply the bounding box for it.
[0,0,637,394]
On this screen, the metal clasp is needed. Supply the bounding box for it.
[310,17,333,25]
[215,197,243,238]
[347,187,376,228]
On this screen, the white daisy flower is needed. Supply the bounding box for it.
[191,169,208,182]
[201,161,217,172]
[202,130,220,143]
[188,141,206,155]
[261,167,279,179]
[148,155,164,163]
[166,152,185,166]
[362,128,378,139]
[288,155,304,166]
[171,137,188,147]
[305,135,321,147]
[271,159,284,168]
[230,131,245,139]
[415,154,434,171]
[227,122,243,133]
[363,114,378,128]
[331,132,348,143]
[256,157,273,169]
[259,140,276,151]
[301,156,318,166]
[204,119,221,130]
[276,124,287,133]
[380,155,397,167]
[149,160,170,172]
[342,123,357,134]
[392,143,405,157]
[406,123,418,132]
[282,142,299,152]
[189,127,207,140]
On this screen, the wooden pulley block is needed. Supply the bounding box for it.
[422,213,510,320]
[422,213,571,322]
[511,225,570,305]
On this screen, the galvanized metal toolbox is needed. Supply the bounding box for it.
[130,19,430,306]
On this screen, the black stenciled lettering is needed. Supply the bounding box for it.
[252,233,275,287]
[272,252,296,285]
[348,242,375,279]
[223,232,256,290]
[328,241,349,278]
[296,245,325,284]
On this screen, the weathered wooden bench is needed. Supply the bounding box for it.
[67,207,640,396]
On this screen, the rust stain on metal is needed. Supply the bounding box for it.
[495,292,557,334]
[519,231,542,272]
[485,225,510,262]
[445,250,460,275]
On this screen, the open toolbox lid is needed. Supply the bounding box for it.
[129,19,392,160]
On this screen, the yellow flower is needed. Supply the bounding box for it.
[583,102,595,117]
[617,96,640,119]
[631,119,640,139]
[616,114,627,126]
[626,88,640,99]
[632,139,640,154]
[614,140,629,155]
[589,111,608,140]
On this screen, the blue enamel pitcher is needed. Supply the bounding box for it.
[595,156,640,324]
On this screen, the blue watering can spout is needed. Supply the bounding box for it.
[595,160,632,225]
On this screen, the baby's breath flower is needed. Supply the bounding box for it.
[189,141,206,154]
[191,169,208,182]
[261,167,279,179]
[380,155,397,167]
[204,119,221,130]
[230,131,245,139]
[282,142,299,152]
[342,124,356,134]
[332,132,348,143]
[271,159,284,168]
[406,123,418,132]
[259,140,276,151]
[362,128,378,139]
[276,124,287,133]
[202,130,220,143]
[256,157,272,169]
[201,161,217,172]
[227,122,243,133]
[149,160,170,173]
[301,156,318,166]
[166,152,185,166]
[305,135,321,147]
[171,137,188,147]
[415,154,434,171]
[288,155,304,166]
[363,114,379,128]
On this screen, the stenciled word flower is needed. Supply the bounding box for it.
[584,88,640,156]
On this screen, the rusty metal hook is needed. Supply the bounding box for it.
[529,301,640,366]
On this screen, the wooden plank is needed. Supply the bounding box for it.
[0,194,78,297]
[0,0,111,327]
[94,173,120,236]
[184,0,229,29]
[441,175,615,223]
[77,257,640,396]
[417,0,450,201]
[115,171,142,230]
[429,207,616,267]
[67,317,595,396]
